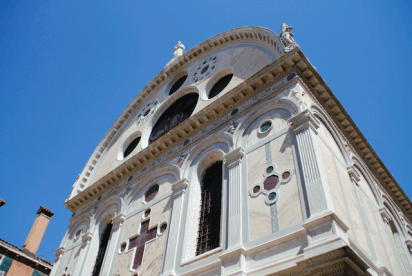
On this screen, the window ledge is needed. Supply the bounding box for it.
[181,247,222,266]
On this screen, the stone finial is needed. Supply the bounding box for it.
[280,23,298,53]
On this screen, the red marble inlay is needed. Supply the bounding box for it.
[145,184,159,202]
[282,172,290,180]
[128,219,157,269]
[253,185,260,193]
[160,223,167,234]
[263,175,278,191]
[144,209,151,218]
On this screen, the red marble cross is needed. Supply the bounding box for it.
[128,219,157,269]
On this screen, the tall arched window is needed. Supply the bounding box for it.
[196,161,222,255]
[92,222,113,276]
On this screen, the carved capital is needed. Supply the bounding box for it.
[171,178,189,197]
[224,147,244,169]
[347,166,360,182]
[54,246,65,261]
[288,110,319,134]
[379,207,392,223]
[112,213,126,230]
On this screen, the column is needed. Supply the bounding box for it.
[224,147,244,248]
[100,213,126,276]
[162,178,188,276]
[288,110,332,217]
[71,232,93,276]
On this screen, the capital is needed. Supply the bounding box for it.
[224,147,244,169]
[112,213,126,230]
[171,178,189,197]
[347,166,360,182]
[288,110,319,134]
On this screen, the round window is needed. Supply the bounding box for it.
[145,184,159,202]
[169,75,187,96]
[266,166,274,174]
[124,137,141,158]
[260,121,272,133]
[209,74,233,99]
[75,230,81,239]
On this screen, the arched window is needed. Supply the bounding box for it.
[149,93,198,144]
[92,222,113,276]
[196,161,222,255]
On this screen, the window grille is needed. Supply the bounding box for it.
[92,222,113,276]
[196,161,222,255]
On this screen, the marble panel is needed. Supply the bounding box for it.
[373,208,399,275]
[249,193,272,242]
[336,162,355,239]
[317,121,345,164]
[277,177,303,231]
[357,170,377,205]
[318,137,350,230]
[129,180,172,213]
[246,146,266,190]
[55,246,76,275]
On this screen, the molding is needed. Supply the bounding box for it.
[223,147,244,169]
[171,178,189,197]
[288,109,319,134]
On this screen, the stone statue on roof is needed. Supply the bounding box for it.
[280,23,298,53]
[165,41,186,68]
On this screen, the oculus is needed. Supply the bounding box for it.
[191,55,221,84]
[169,75,187,96]
[260,121,272,133]
[123,137,141,159]
[145,184,159,203]
[209,74,233,99]
[149,93,198,144]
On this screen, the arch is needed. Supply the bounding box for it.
[382,195,406,237]
[181,141,229,261]
[141,87,200,149]
[311,104,351,166]
[234,98,299,149]
[93,196,122,227]
[351,156,382,206]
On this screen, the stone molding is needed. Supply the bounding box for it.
[288,109,320,134]
[171,178,189,197]
[223,147,244,169]
[112,213,126,230]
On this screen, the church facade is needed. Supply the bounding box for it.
[50,25,412,276]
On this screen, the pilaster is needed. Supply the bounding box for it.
[289,110,333,217]
[162,178,189,276]
[224,147,244,248]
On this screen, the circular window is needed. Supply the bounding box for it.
[75,230,81,239]
[128,175,133,182]
[144,208,151,218]
[124,137,141,158]
[145,184,159,202]
[149,93,198,144]
[191,55,221,84]
[169,75,187,96]
[260,121,272,133]
[143,109,151,116]
[209,74,233,99]
[120,242,127,253]
[231,108,238,116]
[201,66,209,74]
[266,166,274,174]
[263,175,279,191]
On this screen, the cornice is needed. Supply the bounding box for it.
[69,26,284,200]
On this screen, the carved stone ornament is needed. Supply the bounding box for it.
[177,154,187,168]
[135,100,159,126]
[280,23,298,53]
[228,121,239,134]
[291,89,307,107]
[165,41,185,68]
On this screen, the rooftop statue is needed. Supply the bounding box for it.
[165,41,185,68]
[280,23,298,52]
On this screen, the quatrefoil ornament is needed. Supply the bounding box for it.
[249,164,293,205]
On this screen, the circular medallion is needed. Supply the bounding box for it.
[191,55,221,84]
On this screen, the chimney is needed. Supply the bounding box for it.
[22,206,54,256]
[7,206,54,276]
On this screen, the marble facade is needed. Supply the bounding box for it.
[51,26,412,276]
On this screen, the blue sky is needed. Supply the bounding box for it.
[0,0,411,262]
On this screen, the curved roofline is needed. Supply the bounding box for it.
[68,26,286,200]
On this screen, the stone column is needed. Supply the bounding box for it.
[71,232,93,276]
[162,178,188,276]
[289,110,332,217]
[224,147,244,248]
[100,213,126,276]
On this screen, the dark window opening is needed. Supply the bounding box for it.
[92,222,113,276]
[124,137,141,158]
[196,161,222,255]
[169,75,187,96]
[209,74,233,99]
[149,93,198,144]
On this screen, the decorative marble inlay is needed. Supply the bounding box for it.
[135,100,159,126]
[191,55,221,84]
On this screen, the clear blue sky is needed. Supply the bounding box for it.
[1,0,411,262]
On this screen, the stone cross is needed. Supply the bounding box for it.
[128,219,157,270]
